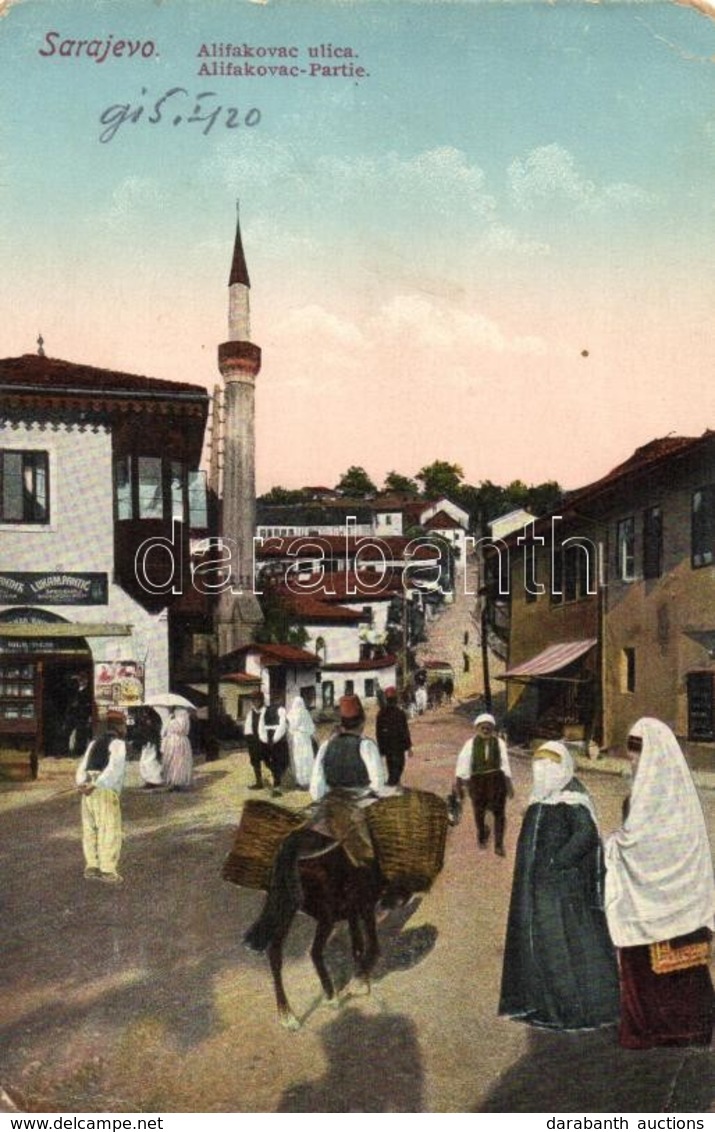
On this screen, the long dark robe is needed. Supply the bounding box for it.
[499,790,620,1030]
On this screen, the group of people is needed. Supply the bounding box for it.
[479,716,715,1051]
[135,705,194,792]
[243,691,317,796]
[75,684,714,1053]
[243,686,414,797]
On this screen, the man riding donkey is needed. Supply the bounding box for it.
[243,694,389,953]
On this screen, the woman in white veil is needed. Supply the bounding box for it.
[605,717,715,1048]
[286,695,316,789]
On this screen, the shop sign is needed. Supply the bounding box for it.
[0,608,87,654]
[94,660,145,708]
[0,572,108,606]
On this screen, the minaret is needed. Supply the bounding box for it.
[216,204,264,654]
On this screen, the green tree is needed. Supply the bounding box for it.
[255,585,309,648]
[258,485,309,505]
[335,465,377,498]
[383,470,419,495]
[416,460,464,500]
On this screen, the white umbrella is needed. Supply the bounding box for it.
[142,692,197,711]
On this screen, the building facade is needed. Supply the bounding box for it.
[0,354,208,766]
[496,432,715,754]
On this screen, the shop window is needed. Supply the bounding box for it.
[621,648,636,693]
[0,450,49,524]
[616,517,636,581]
[364,678,375,698]
[321,681,334,708]
[692,486,715,568]
[643,506,663,580]
[344,679,355,696]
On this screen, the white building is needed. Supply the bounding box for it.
[0,352,208,767]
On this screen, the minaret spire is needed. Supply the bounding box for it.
[216,203,263,651]
[229,200,250,288]
[227,201,252,342]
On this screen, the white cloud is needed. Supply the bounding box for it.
[508,143,653,214]
[371,293,548,356]
[102,177,162,229]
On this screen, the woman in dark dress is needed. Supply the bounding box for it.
[499,740,620,1031]
[605,717,715,1049]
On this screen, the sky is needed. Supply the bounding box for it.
[1,0,714,495]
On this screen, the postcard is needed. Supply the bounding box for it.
[0,0,714,1120]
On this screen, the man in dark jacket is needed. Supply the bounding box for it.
[376,686,413,786]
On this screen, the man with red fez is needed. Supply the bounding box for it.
[376,685,413,787]
[454,712,514,857]
[75,709,127,884]
[243,694,385,953]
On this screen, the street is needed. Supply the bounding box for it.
[1,704,714,1114]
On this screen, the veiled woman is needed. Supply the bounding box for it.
[605,717,715,1049]
[499,740,620,1030]
[286,695,316,789]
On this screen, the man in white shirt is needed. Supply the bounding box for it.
[75,708,127,884]
[454,712,514,857]
[258,692,289,797]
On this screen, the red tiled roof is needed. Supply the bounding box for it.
[281,571,403,602]
[422,511,462,531]
[0,354,208,399]
[279,592,363,623]
[221,672,262,685]
[244,642,320,667]
[565,432,714,510]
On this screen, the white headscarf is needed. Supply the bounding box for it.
[287,696,315,737]
[529,740,596,819]
[604,718,715,948]
[473,712,496,728]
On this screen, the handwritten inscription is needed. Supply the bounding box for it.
[98,88,261,143]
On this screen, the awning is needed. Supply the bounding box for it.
[499,639,597,682]
[0,623,132,638]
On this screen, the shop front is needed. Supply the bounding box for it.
[0,583,138,776]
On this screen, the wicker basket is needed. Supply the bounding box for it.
[365,788,449,891]
[222,800,307,891]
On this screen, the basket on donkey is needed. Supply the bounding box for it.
[222,799,308,891]
[365,788,449,893]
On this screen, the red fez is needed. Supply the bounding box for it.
[339,694,364,721]
[384,686,398,699]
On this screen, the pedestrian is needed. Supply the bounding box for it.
[604,717,715,1049]
[243,690,268,790]
[443,675,454,704]
[499,740,620,1030]
[244,695,385,953]
[135,706,163,789]
[75,708,127,884]
[287,694,316,789]
[454,712,514,857]
[414,685,428,715]
[161,706,193,791]
[376,685,412,786]
[259,691,289,797]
